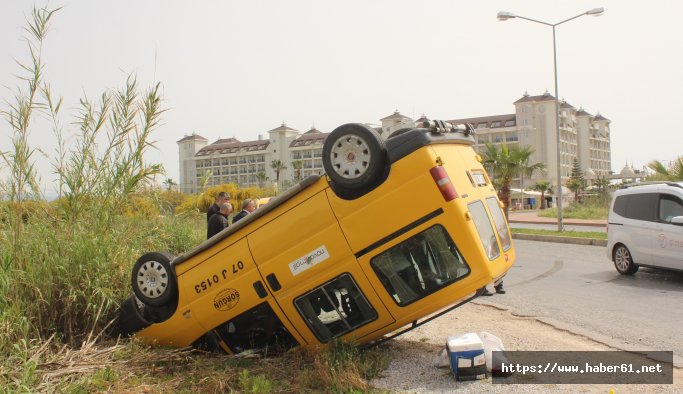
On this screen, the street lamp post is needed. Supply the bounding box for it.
[497,8,604,232]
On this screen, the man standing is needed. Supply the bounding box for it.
[207,192,230,223]
[232,199,256,224]
[207,202,232,239]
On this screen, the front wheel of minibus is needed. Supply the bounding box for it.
[322,123,387,198]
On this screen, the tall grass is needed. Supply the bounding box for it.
[0,6,391,393]
[0,6,203,356]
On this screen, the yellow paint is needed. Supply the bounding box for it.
[135,137,516,350]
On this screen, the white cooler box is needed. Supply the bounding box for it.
[446,333,487,381]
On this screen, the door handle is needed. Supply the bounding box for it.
[266,273,281,291]
[253,281,268,298]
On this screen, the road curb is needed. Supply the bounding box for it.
[509,219,606,228]
[512,232,607,247]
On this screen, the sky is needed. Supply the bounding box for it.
[1,1,682,195]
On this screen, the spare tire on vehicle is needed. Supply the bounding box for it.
[322,123,388,199]
[131,252,178,307]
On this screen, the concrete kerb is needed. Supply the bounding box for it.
[512,233,607,247]
[509,219,606,228]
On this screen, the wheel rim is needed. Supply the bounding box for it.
[614,247,631,271]
[329,134,371,179]
[137,260,169,299]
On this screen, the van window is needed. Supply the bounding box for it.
[486,197,512,251]
[214,302,299,355]
[624,193,658,221]
[370,225,470,306]
[659,194,683,223]
[613,195,628,217]
[468,201,501,260]
[294,274,377,343]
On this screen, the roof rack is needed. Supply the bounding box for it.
[620,181,683,189]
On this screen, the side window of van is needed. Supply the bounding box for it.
[214,302,299,354]
[612,195,628,217]
[624,193,658,221]
[659,194,683,223]
[294,274,377,343]
[370,225,470,306]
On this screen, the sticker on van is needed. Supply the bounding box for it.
[213,288,240,311]
[289,246,330,276]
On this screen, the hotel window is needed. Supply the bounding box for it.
[490,121,502,128]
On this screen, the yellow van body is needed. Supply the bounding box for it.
[129,124,515,354]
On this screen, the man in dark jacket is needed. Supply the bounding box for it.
[232,199,256,224]
[207,192,230,222]
[207,203,232,239]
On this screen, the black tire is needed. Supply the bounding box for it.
[323,123,387,197]
[131,252,178,307]
[386,127,415,139]
[613,244,639,275]
[118,295,151,337]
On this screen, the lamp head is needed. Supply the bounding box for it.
[497,11,516,21]
[586,7,604,16]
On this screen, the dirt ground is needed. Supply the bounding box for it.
[371,301,682,393]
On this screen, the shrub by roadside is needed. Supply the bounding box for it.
[538,202,608,220]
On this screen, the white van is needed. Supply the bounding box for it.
[606,182,683,274]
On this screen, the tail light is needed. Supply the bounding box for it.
[430,166,458,201]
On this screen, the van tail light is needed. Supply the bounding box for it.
[430,166,458,201]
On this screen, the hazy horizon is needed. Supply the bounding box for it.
[2,1,681,194]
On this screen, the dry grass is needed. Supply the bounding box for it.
[1,334,389,393]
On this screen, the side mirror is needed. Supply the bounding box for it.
[670,216,683,225]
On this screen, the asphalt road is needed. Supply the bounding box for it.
[479,239,683,363]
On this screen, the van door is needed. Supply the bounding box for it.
[181,238,308,353]
[653,193,683,270]
[622,193,658,265]
[248,191,394,345]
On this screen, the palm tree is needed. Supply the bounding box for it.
[163,178,177,191]
[481,143,545,218]
[531,181,553,209]
[291,160,304,181]
[256,171,267,188]
[519,153,546,193]
[594,176,611,201]
[648,156,683,181]
[566,178,584,203]
[199,170,212,193]
[270,160,287,188]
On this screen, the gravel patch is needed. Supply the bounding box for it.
[370,302,681,393]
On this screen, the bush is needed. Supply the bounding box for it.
[0,205,204,353]
[538,200,609,220]
[175,184,275,215]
